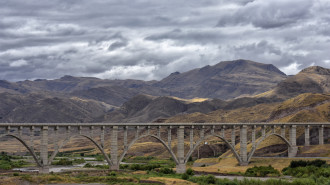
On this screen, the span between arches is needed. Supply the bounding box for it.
[48,134,113,166]
[1,134,42,167]
[185,134,242,164]
[248,133,292,161]
[118,134,179,165]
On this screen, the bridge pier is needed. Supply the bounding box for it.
[319,125,324,145]
[288,125,297,158]
[281,125,286,137]
[110,126,119,170]
[231,126,235,146]
[251,125,256,148]
[305,125,310,146]
[40,126,49,174]
[239,125,248,166]
[176,126,186,173]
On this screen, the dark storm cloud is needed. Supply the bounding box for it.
[0,0,329,81]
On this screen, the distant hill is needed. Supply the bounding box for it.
[100,94,281,123]
[0,93,112,123]
[154,59,287,99]
[165,93,330,123]
[100,95,226,123]
[257,66,330,99]
[0,60,288,107]
[0,60,328,123]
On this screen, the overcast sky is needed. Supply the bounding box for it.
[0,0,329,81]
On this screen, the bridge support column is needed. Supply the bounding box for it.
[281,125,286,137]
[319,125,324,145]
[30,126,34,150]
[101,126,105,148]
[220,126,225,138]
[288,125,297,158]
[124,126,128,151]
[176,126,186,173]
[200,126,205,139]
[110,126,119,170]
[168,126,172,148]
[251,125,256,148]
[39,126,49,174]
[157,126,161,138]
[239,125,248,166]
[304,125,310,146]
[261,125,266,138]
[190,126,194,150]
[54,126,59,152]
[231,126,236,146]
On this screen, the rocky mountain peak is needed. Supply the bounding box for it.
[300,66,330,75]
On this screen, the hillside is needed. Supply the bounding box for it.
[0,60,287,107]
[258,66,330,99]
[0,93,112,123]
[155,59,287,99]
[0,61,328,123]
[165,93,330,123]
[100,95,226,123]
[100,94,282,123]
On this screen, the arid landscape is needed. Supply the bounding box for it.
[1,0,330,184]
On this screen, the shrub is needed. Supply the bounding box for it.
[289,160,308,168]
[83,163,93,168]
[159,167,174,174]
[308,159,327,167]
[52,158,72,165]
[0,162,12,170]
[289,160,327,168]
[108,171,117,176]
[186,168,194,176]
[95,155,104,161]
[73,158,85,164]
[181,173,189,180]
[245,165,280,177]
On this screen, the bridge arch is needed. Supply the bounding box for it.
[118,134,179,165]
[248,133,292,161]
[48,134,112,166]
[185,134,241,164]
[1,134,41,167]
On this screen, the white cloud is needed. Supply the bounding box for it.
[279,62,302,75]
[9,59,28,67]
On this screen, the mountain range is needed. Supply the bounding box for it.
[0,59,329,123]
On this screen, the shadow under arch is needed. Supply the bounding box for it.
[118,134,179,165]
[248,133,292,161]
[2,134,42,167]
[185,134,241,164]
[48,134,112,166]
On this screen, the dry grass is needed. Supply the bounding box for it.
[170,96,209,103]
[148,177,197,185]
[193,157,330,174]
[300,144,330,157]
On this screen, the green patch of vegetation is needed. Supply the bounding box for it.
[245,165,280,177]
[0,152,28,170]
[120,163,161,171]
[83,163,109,169]
[282,160,329,178]
[51,158,73,165]
[158,167,175,174]
[73,158,85,164]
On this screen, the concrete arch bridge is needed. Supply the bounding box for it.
[0,123,328,173]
